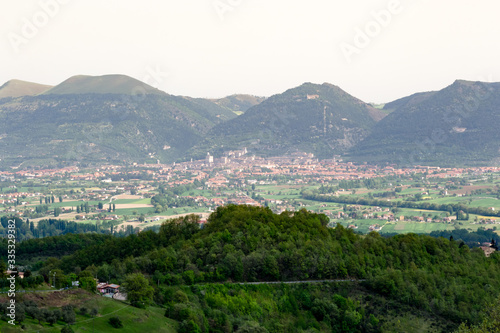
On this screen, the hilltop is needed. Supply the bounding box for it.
[43,74,166,96]
[188,82,386,160]
[0,79,52,98]
[0,75,237,169]
[211,94,267,114]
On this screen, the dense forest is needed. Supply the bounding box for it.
[1,205,499,332]
[0,216,140,243]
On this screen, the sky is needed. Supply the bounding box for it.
[1,0,500,103]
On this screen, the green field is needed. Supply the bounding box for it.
[0,293,176,333]
[381,221,455,234]
[112,198,151,205]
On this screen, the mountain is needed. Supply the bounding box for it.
[382,91,436,113]
[43,74,166,96]
[187,82,386,160]
[0,76,237,169]
[211,94,266,114]
[0,79,52,98]
[349,80,500,166]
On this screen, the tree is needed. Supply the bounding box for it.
[179,320,202,333]
[61,325,74,333]
[79,306,88,316]
[236,322,269,333]
[62,305,75,324]
[456,299,500,332]
[109,316,123,328]
[90,308,99,317]
[0,260,7,278]
[15,305,26,324]
[46,309,58,326]
[32,308,44,324]
[122,273,154,308]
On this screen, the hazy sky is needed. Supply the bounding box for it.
[1,0,500,103]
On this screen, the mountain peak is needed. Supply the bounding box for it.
[0,79,53,98]
[43,74,166,96]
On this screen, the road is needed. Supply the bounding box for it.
[196,279,365,286]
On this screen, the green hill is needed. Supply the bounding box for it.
[43,74,166,96]
[6,205,500,332]
[382,91,436,113]
[349,80,500,166]
[0,81,237,169]
[187,82,386,160]
[0,79,52,98]
[211,94,267,114]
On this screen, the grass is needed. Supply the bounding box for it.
[112,198,151,205]
[47,201,101,208]
[382,222,454,234]
[114,207,154,216]
[0,292,176,333]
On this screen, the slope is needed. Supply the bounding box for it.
[188,82,386,160]
[0,79,52,98]
[349,80,500,166]
[43,74,166,96]
[211,94,267,114]
[0,78,237,169]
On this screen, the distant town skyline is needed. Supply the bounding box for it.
[1,0,500,103]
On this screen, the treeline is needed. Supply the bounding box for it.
[162,283,389,333]
[0,216,116,242]
[0,233,112,259]
[0,301,84,327]
[302,191,500,218]
[18,205,499,330]
[151,194,198,213]
[428,228,500,249]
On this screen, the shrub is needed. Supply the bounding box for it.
[109,316,123,328]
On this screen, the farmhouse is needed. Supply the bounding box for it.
[97,283,121,295]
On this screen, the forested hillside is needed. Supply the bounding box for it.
[0,91,236,168]
[188,83,386,160]
[349,80,500,166]
[2,206,499,332]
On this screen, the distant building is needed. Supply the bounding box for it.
[97,283,120,295]
[206,152,214,164]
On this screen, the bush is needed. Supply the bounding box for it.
[109,316,123,328]
[179,320,202,333]
[61,325,74,333]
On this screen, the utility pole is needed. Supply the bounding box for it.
[323,106,327,134]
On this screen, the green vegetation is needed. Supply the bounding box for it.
[0,291,176,332]
[2,205,499,332]
[211,94,266,113]
[350,80,500,166]
[188,82,386,160]
[0,77,237,168]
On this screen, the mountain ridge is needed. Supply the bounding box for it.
[187,82,387,160]
[0,79,53,98]
[43,74,166,96]
[349,80,500,166]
